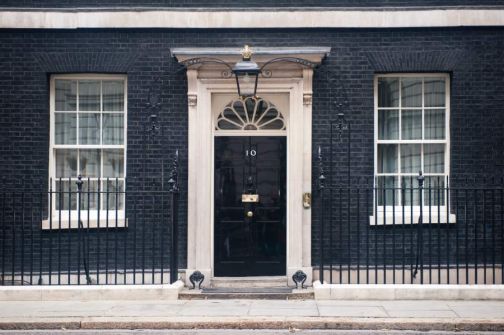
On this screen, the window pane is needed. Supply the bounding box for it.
[79,80,100,111]
[55,80,77,111]
[221,107,242,128]
[79,149,101,177]
[54,113,76,145]
[377,176,398,206]
[232,100,247,123]
[378,77,399,107]
[79,113,101,144]
[217,118,239,130]
[55,149,77,178]
[103,114,124,144]
[425,176,445,206]
[424,144,445,174]
[424,78,446,107]
[401,78,422,107]
[378,110,399,140]
[55,180,77,211]
[378,144,398,173]
[401,176,420,206]
[103,80,124,112]
[401,109,422,140]
[257,107,281,129]
[425,109,445,139]
[103,149,124,178]
[261,119,285,130]
[81,180,99,210]
[401,144,421,173]
[103,180,124,210]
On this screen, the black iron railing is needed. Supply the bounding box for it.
[315,170,504,285]
[0,155,180,286]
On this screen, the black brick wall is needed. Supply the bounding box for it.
[2,0,504,8]
[0,27,503,279]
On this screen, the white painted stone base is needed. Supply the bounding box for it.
[0,280,184,301]
[313,281,504,300]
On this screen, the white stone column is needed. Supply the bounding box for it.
[286,69,314,286]
[286,79,309,285]
[185,70,211,286]
[302,68,313,273]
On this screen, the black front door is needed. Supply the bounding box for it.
[214,136,286,277]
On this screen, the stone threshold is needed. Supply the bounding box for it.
[179,287,314,300]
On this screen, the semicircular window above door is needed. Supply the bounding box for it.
[216,97,286,131]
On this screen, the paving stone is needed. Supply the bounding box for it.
[248,308,319,317]
[448,305,504,319]
[317,306,388,317]
[316,300,383,307]
[385,310,458,318]
[380,301,453,311]
[250,300,317,308]
[176,306,251,316]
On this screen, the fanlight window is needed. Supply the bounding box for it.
[216,97,286,131]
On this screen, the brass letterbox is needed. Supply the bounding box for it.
[242,194,260,203]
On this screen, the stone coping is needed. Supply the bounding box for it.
[313,281,504,300]
[0,280,184,301]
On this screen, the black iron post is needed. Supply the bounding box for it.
[416,171,425,283]
[76,175,83,284]
[75,175,92,285]
[168,150,179,284]
[317,146,326,284]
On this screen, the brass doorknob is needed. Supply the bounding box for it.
[246,211,254,218]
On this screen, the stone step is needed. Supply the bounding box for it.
[204,287,292,294]
[179,287,314,300]
[209,276,288,288]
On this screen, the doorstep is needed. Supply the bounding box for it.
[179,287,314,300]
[181,276,313,299]
[0,280,185,301]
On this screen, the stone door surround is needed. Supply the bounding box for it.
[172,47,330,286]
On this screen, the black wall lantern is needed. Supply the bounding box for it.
[179,44,318,100]
[232,45,261,98]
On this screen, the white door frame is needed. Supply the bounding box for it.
[173,47,329,286]
[209,82,299,281]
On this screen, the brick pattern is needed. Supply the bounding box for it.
[0,27,503,275]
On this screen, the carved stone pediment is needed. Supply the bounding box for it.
[172,47,330,79]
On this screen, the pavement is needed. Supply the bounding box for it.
[0,299,504,332]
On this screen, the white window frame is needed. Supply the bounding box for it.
[44,74,128,229]
[372,73,455,225]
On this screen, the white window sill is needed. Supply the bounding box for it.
[42,218,128,230]
[369,213,456,226]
